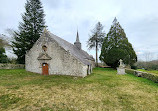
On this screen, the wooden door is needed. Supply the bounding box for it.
[42,63,49,75]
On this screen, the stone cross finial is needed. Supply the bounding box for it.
[119,59,124,68]
[44,26,47,33]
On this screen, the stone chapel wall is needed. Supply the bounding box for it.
[25,36,88,77]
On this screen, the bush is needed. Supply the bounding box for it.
[131,66,137,70]
[137,61,158,70]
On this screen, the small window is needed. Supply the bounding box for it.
[42,45,47,52]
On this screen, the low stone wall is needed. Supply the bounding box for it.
[125,68,158,83]
[0,64,25,69]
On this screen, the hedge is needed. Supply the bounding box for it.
[125,68,158,83]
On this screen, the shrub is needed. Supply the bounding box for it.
[131,66,137,70]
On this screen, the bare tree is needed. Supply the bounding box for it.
[87,22,105,67]
[144,52,153,69]
[144,52,153,62]
[0,34,9,48]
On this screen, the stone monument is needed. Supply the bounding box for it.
[117,59,126,75]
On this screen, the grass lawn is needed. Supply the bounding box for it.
[138,69,158,76]
[0,68,158,111]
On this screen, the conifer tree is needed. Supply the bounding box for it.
[0,37,8,63]
[100,18,137,68]
[87,22,105,67]
[0,47,8,63]
[12,0,45,64]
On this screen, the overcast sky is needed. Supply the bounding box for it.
[0,0,158,61]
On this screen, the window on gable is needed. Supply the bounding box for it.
[42,45,47,52]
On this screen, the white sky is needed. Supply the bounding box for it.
[0,0,158,61]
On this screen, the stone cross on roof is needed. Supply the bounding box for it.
[43,26,48,33]
[43,26,49,38]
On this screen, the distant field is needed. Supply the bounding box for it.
[0,68,158,111]
[138,69,158,75]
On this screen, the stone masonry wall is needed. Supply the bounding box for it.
[125,68,158,83]
[0,64,25,69]
[25,35,88,77]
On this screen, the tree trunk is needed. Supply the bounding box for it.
[96,41,98,67]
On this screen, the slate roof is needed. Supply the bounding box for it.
[46,31,94,65]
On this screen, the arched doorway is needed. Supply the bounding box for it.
[42,63,49,75]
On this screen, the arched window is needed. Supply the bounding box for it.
[42,45,47,52]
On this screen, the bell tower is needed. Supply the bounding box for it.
[74,30,81,50]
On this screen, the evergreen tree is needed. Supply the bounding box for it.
[100,17,137,68]
[87,22,105,67]
[0,36,9,63]
[12,0,45,64]
[0,47,8,63]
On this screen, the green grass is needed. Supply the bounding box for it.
[0,68,158,111]
[138,69,158,75]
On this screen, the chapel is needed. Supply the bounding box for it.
[25,29,95,77]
